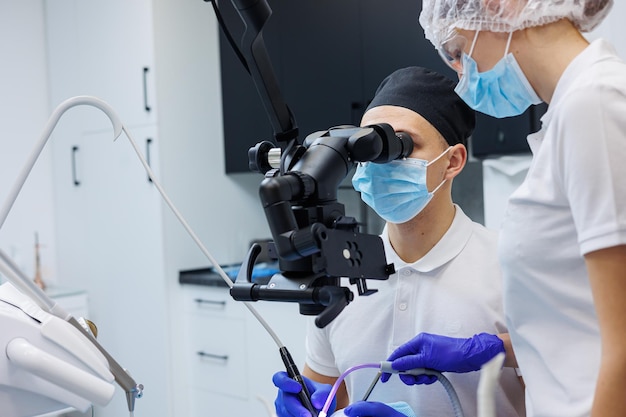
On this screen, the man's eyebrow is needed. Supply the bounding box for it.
[401,130,424,145]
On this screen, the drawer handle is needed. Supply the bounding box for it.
[143,67,151,112]
[146,138,153,183]
[71,145,80,186]
[197,351,228,361]
[194,298,226,307]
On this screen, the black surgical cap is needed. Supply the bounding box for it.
[366,66,475,147]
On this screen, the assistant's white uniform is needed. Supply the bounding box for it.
[306,206,525,417]
[500,39,626,417]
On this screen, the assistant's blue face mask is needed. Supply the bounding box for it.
[454,32,542,118]
[352,148,450,224]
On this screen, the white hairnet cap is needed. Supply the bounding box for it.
[420,0,613,49]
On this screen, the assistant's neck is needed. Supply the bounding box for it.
[514,19,590,104]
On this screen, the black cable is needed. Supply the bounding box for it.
[206,0,250,74]
[279,138,295,174]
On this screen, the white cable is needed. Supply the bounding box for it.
[0,96,122,320]
[0,96,122,230]
[120,126,283,348]
[0,95,283,349]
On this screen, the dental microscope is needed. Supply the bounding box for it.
[220,0,411,328]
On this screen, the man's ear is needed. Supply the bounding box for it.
[445,143,468,180]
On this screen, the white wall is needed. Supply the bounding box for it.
[152,0,271,274]
[0,0,58,285]
[0,0,271,287]
[587,1,626,57]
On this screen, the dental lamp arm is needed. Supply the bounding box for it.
[0,96,122,230]
[0,96,141,414]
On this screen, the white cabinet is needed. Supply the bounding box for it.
[482,155,532,230]
[72,0,157,130]
[44,0,276,416]
[45,0,156,130]
[180,284,309,417]
[45,2,168,417]
[46,123,169,417]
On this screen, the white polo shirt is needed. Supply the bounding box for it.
[306,206,525,417]
[500,39,626,417]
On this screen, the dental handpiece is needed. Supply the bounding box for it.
[0,248,143,414]
[280,346,318,417]
[378,362,465,417]
[65,316,144,413]
[361,371,382,401]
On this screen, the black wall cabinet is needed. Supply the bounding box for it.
[218,0,545,173]
[472,103,547,158]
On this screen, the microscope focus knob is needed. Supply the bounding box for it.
[267,147,282,168]
[248,141,275,173]
[289,171,315,200]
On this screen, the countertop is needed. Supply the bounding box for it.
[178,263,279,287]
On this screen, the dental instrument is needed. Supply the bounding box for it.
[354,354,506,417]
[33,231,45,290]
[360,371,382,401]
[318,362,464,417]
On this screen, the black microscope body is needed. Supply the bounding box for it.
[217,0,413,328]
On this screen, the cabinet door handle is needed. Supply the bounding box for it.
[143,67,151,112]
[71,145,80,186]
[197,351,228,361]
[194,298,227,307]
[146,138,153,183]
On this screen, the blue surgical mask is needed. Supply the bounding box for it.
[454,32,542,118]
[352,148,451,224]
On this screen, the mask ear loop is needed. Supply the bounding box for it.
[503,31,513,57]
[468,30,480,58]
[426,146,452,167]
[426,146,453,194]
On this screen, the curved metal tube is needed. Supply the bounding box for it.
[0,96,123,229]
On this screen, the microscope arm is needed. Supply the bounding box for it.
[229,0,297,142]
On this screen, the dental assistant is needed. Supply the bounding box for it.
[381,2,626,417]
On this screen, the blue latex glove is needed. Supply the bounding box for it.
[381,332,505,385]
[272,371,336,417]
[342,401,415,417]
